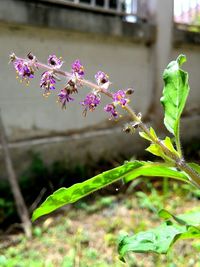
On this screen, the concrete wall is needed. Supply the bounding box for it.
[0,0,200,177]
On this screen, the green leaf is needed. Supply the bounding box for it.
[118,222,200,262]
[160,55,190,138]
[159,208,200,227]
[118,223,183,260]
[139,131,152,142]
[123,162,189,184]
[146,137,179,161]
[32,161,190,221]
[119,209,200,261]
[163,137,179,156]
[149,127,157,139]
[146,144,166,159]
[158,209,189,225]
[32,161,142,221]
[139,127,157,142]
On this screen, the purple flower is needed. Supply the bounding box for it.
[40,71,56,96]
[95,71,109,85]
[113,90,129,107]
[57,89,74,109]
[104,104,118,119]
[48,55,63,69]
[71,59,85,79]
[80,92,101,114]
[13,59,34,79]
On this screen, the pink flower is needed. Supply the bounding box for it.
[104,104,118,119]
[113,90,128,107]
[57,89,74,109]
[71,59,85,79]
[80,92,101,115]
[13,59,34,79]
[40,71,56,96]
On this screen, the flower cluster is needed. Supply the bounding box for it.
[11,53,36,83]
[40,71,56,96]
[10,53,133,120]
[104,104,118,119]
[71,59,85,79]
[113,90,129,107]
[57,89,74,109]
[81,92,101,115]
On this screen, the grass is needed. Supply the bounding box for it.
[1,180,200,267]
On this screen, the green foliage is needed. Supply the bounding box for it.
[29,54,200,262]
[159,208,200,226]
[160,54,189,153]
[118,210,200,262]
[139,127,157,142]
[32,161,190,221]
[163,137,179,157]
[2,189,200,266]
[144,136,179,162]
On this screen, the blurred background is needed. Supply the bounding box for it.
[0,0,200,266]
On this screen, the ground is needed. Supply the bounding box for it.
[1,180,200,267]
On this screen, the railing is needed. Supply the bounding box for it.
[40,0,145,20]
[174,0,200,28]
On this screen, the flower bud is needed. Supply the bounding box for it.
[125,88,134,95]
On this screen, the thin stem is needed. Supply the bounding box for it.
[175,123,182,157]
[178,161,200,188]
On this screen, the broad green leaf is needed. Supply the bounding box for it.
[118,223,184,261]
[32,161,190,221]
[160,55,190,139]
[32,161,142,221]
[118,221,200,262]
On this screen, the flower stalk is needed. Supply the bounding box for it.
[10,53,200,188]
